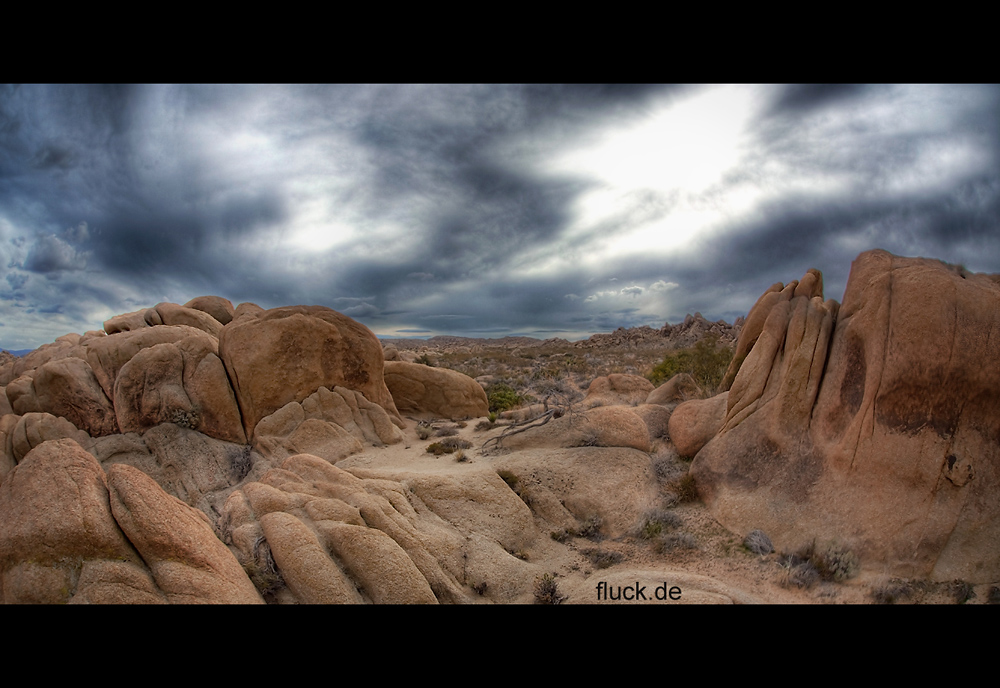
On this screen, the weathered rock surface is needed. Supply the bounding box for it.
[0,438,261,603]
[383,361,488,420]
[5,358,118,437]
[9,412,91,464]
[183,295,235,326]
[0,439,138,603]
[646,372,702,406]
[152,302,224,338]
[691,250,1000,582]
[581,373,655,409]
[493,447,660,539]
[219,305,402,439]
[253,385,405,463]
[113,338,245,444]
[86,325,216,401]
[668,393,729,458]
[89,423,258,516]
[106,462,263,603]
[223,453,474,603]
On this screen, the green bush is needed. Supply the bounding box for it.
[485,382,526,413]
[647,335,734,393]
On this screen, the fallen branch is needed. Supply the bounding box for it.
[482,409,556,450]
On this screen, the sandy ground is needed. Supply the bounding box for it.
[336,414,991,605]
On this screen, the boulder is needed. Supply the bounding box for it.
[646,372,701,406]
[106,462,263,604]
[6,357,118,437]
[86,325,219,402]
[383,361,488,420]
[254,385,405,463]
[0,336,87,385]
[0,439,136,602]
[89,423,258,515]
[219,305,402,440]
[581,406,652,452]
[9,412,91,464]
[691,251,1000,582]
[183,296,235,326]
[113,338,245,444]
[222,453,470,603]
[152,302,224,338]
[581,374,655,409]
[104,307,160,335]
[493,447,660,539]
[668,393,729,458]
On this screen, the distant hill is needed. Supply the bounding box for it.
[0,348,32,357]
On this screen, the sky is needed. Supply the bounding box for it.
[1,83,999,351]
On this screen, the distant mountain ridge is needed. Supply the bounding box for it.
[383,313,743,352]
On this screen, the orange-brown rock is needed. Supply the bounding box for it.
[581,373,655,409]
[0,335,87,385]
[9,412,91,464]
[581,405,652,452]
[106,462,263,604]
[223,453,469,603]
[113,338,245,444]
[104,307,160,335]
[254,385,405,463]
[6,357,118,436]
[383,361,488,420]
[220,305,402,440]
[152,302,224,337]
[646,372,702,406]
[0,439,145,603]
[691,251,1000,582]
[183,295,235,326]
[668,393,729,458]
[86,325,219,401]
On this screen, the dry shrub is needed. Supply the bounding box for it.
[534,573,565,604]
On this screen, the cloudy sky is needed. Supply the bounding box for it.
[2,84,998,351]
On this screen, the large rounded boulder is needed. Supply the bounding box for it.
[383,361,488,420]
[219,305,402,439]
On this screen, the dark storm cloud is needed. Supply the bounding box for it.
[765,84,871,117]
[4,84,1000,350]
[22,233,90,275]
[520,84,686,124]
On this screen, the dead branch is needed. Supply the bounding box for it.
[482,409,556,450]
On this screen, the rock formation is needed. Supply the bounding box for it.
[4,250,998,603]
[383,361,489,419]
[688,250,1000,582]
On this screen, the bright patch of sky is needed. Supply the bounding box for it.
[544,85,764,264]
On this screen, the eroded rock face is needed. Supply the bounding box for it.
[253,385,405,463]
[383,361,488,420]
[0,439,261,604]
[646,372,701,406]
[113,338,245,444]
[691,250,1000,582]
[669,393,729,459]
[581,374,655,410]
[219,305,402,439]
[6,357,118,437]
[106,462,262,604]
[222,453,475,604]
[183,296,235,326]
